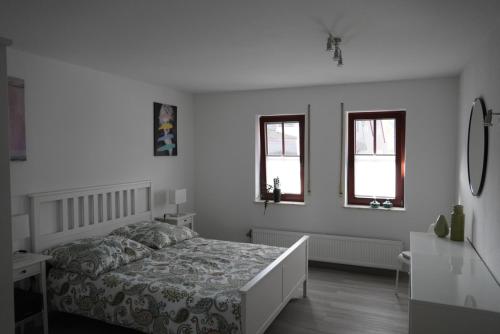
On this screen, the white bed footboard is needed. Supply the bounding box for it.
[239,236,309,334]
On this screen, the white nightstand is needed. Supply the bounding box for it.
[13,252,52,334]
[155,213,196,230]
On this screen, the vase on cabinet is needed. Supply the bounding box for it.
[434,214,449,238]
[450,205,465,242]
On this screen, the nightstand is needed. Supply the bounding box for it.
[155,212,196,230]
[13,252,52,334]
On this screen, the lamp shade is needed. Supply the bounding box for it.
[169,188,187,205]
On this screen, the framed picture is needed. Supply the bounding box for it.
[8,77,26,161]
[153,102,177,156]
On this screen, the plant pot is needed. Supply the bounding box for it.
[273,189,281,203]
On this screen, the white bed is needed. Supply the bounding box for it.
[29,181,309,334]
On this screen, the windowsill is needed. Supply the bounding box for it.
[254,199,306,206]
[343,204,406,211]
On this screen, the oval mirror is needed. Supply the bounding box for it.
[467,97,488,196]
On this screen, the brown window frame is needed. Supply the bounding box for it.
[347,111,406,207]
[259,114,305,202]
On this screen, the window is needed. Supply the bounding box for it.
[259,115,305,202]
[347,111,405,207]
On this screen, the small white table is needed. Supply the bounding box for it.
[155,212,196,230]
[13,252,52,334]
[409,232,500,334]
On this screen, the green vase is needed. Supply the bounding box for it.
[434,214,449,238]
[450,205,465,242]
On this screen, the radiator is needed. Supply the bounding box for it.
[252,227,403,270]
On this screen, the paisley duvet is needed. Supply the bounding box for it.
[47,237,286,334]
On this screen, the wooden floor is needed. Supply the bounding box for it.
[46,265,409,334]
[265,265,409,334]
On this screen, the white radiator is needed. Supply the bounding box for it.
[252,227,403,270]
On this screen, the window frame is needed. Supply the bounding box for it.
[347,111,406,207]
[259,114,305,202]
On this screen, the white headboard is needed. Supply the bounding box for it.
[29,181,153,252]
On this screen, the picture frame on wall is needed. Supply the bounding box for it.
[153,102,178,156]
[8,77,27,161]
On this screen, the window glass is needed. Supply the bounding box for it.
[284,122,300,156]
[376,119,395,154]
[354,155,396,198]
[355,120,374,154]
[266,156,301,194]
[266,123,282,155]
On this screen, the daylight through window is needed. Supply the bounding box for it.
[347,111,405,207]
[259,115,305,202]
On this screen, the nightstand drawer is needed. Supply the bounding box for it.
[155,213,195,230]
[13,263,40,281]
[179,216,193,226]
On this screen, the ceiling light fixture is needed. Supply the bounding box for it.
[326,34,343,67]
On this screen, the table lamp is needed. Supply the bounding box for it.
[169,188,186,217]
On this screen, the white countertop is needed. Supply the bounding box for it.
[12,252,52,270]
[410,232,500,313]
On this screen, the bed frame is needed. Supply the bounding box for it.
[29,181,309,334]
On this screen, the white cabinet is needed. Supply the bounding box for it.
[13,252,52,334]
[409,232,500,334]
[155,213,196,231]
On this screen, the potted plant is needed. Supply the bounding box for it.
[273,177,281,203]
[263,178,281,215]
[263,184,273,214]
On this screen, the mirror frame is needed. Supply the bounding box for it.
[467,97,488,196]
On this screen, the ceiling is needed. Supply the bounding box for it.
[1,0,499,93]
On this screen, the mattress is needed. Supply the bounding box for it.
[47,237,286,334]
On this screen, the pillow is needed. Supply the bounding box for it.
[110,221,199,249]
[43,235,151,278]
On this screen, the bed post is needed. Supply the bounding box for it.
[240,293,247,334]
[238,235,309,334]
[30,197,40,252]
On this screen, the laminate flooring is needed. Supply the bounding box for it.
[265,265,409,334]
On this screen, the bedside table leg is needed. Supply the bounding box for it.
[41,262,49,334]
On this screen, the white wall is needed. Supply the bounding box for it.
[194,77,458,248]
[457,29,500,281]
[8,49,195,247]
[0,40,14,334]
